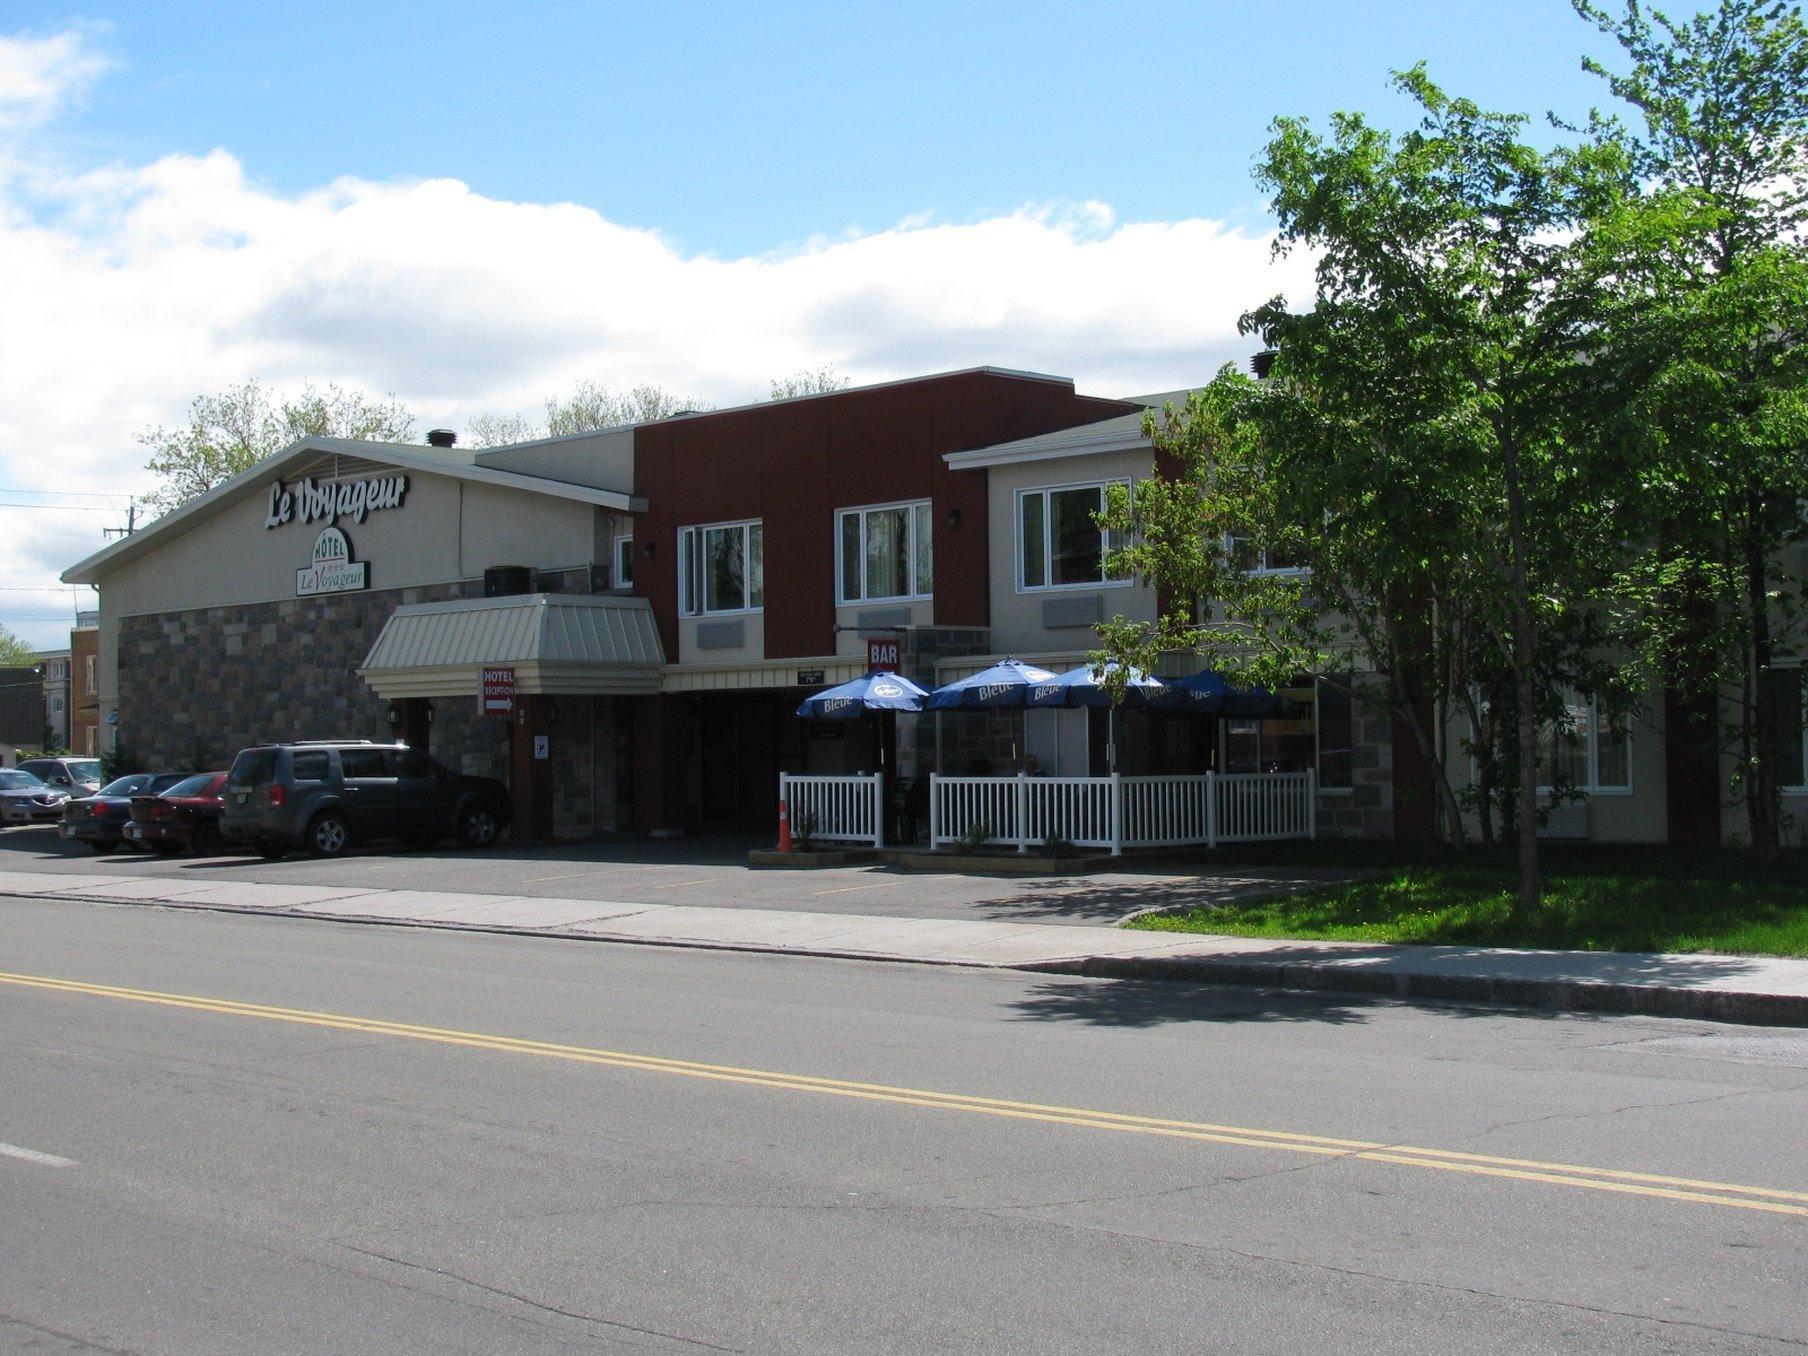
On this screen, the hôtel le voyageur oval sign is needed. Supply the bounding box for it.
[297,526,367,596]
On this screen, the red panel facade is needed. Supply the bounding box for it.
[628,370,1133,661]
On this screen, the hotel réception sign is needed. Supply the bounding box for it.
[265,472,409,598]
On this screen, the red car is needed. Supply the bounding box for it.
[123,772,230,856]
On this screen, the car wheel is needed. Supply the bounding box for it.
[87,840,118,855]
[304,812,351,858]
[191,821,222,856]
[456,802,500,849]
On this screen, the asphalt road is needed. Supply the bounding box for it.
[0,825,1345,926]
[3,895,1806,1354]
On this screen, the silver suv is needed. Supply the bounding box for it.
[221,741,512,860]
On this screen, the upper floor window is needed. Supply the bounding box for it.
[1017,481,1131,592]
[83,654,95,694]
[612,534,635,590]
[679,520,763,617]
[1536,692,1631,794]
[838,501,931,604]
[1229,535,1310,575]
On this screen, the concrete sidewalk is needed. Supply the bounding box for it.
[7,870,1808,1026]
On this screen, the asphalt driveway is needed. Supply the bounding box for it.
[0,825,1350,928]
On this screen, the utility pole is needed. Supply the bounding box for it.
[102,501,136,540]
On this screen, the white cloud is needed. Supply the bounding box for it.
[0,26,111,131]
[0,25,1317,649]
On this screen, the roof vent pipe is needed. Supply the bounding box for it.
[426,428,457,448]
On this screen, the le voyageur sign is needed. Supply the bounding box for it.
[265,472,409,530]
[296,527,368,596]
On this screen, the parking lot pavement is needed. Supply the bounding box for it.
[0,825,1347,928]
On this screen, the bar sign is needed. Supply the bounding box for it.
[866,637,901,672]
[481,666,516,717]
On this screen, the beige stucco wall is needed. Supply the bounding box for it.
[833,600,934,660]
[678,610,767,666]
[984,447,1158,657]
[473,428,635,493]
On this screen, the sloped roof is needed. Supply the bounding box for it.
[360,593,666,673]
[63,437,647,586]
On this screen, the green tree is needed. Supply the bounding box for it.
[0,625,38,667]
[1571,0,1808,860]
[140,381,415,515]
[769,365,851,400]
[545,381,705,435]
[1101,69,1627,910]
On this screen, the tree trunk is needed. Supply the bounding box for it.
[1500,429,1541,918]
[1743,498,1780,862]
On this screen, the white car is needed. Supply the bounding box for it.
[0,768,68,825]
[17,756,103,799]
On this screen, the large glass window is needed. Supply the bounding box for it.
[1222,681,1349,786]
[1017,482,1130,590]
[1536,693,1632,793]
[837,501,931,603]
[680,521,763,617]
[1229,535,1310,575]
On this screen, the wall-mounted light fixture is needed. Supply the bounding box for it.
[946,506,963,529]
[643,541,656,560]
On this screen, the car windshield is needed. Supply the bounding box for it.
[99,774,156,796]
[163,774,217,798]
[0,769,45,789]
[67,760,101,782]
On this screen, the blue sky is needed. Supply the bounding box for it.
[0,1,1633,647]
[13,1,1619,256]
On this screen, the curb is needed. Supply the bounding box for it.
[10,888,1805,1028]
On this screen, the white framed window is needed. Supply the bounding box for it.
[1536,692,1632,794]
[1228,534,1310,576]
[84,655,95,694]
[679,520,763,617]
[1016,480,1132,592]
[837,500,932,604]
[1761,663,1808,792]
[612,534,635,590]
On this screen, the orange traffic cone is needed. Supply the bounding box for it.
[777,795,793,852]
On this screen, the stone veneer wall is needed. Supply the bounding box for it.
[1315,678,1394,839]
[117,584,464,770]
[546,696,624,838]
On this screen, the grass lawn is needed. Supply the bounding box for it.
[1129,847,1808,956]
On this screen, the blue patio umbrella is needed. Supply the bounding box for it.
[1025,662,1166,773]
[1153,671,1296,718]
[795,670,928,719]
[1025,662,1166,710]
[924,658,1059,710]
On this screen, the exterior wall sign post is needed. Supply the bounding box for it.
[481,667,517,718]
[865,637,901,673]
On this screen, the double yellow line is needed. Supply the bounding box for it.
[4,969,1804,1219]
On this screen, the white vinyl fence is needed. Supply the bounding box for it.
[929,771,1315,855]
[781,772,885,848]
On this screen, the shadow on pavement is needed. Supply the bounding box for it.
[963,872,1362,925]
[1005,976,1381,1027]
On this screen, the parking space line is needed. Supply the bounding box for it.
[0,1140,76,1168]
[809,882,895,897]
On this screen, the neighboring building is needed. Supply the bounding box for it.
[36,648,70,749]
[0,666,44,767]
[62,369,1133,840]
[70,615,100,757]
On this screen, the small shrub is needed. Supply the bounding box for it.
[1041,834,1081,859]
[954,820,993,855]
[791,810,820,852]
